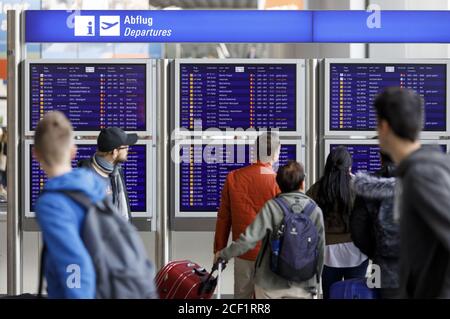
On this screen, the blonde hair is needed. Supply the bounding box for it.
[34,111,74,166]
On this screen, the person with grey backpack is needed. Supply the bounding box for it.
[34,111,157,299]
[216,161,325,299]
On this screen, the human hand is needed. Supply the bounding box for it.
[213,251,221,264]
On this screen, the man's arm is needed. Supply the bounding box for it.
[219,201,274,261]
[36,196,95,298]
[404,165,450,252]
[214,175,232,254]
[351,172,396,200]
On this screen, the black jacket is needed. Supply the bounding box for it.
[396,146,450,298]
[307,182,353,245]
[78,158,132,220]
[350,172,399,290]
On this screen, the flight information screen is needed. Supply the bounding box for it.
[330,144,382,173]
[29,63,147,131]
[330,143,447,173]
[29,144,147,212]
[179,144,297,212]
[179,63,297,131]
[329,63,447,131]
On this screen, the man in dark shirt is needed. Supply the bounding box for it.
[374,87,450,298]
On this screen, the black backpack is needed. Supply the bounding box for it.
[39,191,157,299]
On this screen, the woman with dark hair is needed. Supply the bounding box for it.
[307,146,368,299]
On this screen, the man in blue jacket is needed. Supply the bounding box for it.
[33,111,106,298]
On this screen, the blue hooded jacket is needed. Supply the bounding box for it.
[35,168,106,299]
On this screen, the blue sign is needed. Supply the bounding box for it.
[24,10,450,43]
[25,10,313,43]
[314,11,450,43]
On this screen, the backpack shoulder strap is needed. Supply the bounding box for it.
[273,196,292,217]
[59,190,93,209]
[302,200,317,218]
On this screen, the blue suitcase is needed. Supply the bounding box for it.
[329,278,379,299]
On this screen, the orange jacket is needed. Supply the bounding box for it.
[214,162,280,261]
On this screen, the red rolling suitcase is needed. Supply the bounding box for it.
[156,260,224,299]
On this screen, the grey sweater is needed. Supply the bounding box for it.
[219,191,325,292]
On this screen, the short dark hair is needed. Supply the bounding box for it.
[374,87,424,141]
[276,161,305,193]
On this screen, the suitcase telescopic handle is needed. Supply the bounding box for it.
[205,258,227,285]
[211,258,227,273]
[216,261,223,299]
[198,258,227,296]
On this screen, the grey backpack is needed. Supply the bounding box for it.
[39,191,158,299]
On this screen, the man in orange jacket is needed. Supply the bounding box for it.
[214,132,281,299]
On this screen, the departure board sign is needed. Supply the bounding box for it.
[28,143,148,214]
[26,61,148,134]
[177,143,298,214]
[327,62,447,135]
[330,144,382,173]
[328,142,447,174]
[177,62,299,133]
[25,10,450,44]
